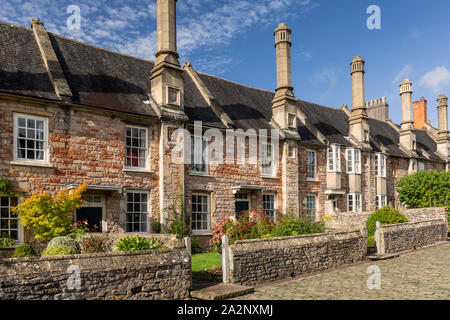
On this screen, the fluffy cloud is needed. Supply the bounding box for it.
[0,0,317,74]
[418,66,450,94]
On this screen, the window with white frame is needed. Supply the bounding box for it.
[376,195,387,209]
[346,148,361,174]
[191,136,208,174]
[0,196,22,242]
[263,194,276,220]
[306,150,316,180]
[347,193,362,212]
[327,144,341,172]
[261,142,274,177]
[418,161,425,171]
[192,194,210,232]
[125,126,148,169]
[306,195,316,221]
[126,192,148,233]
[14,114,48,163]
[375,154,386,178]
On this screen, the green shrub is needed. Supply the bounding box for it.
[12,244,35,258]
[366,206,408,247]
[41,245,77,257]
[0,235,15,248]
[272,217,325,237]
[114,235,166,252]
[189,235,204,254]
[47,236,77,251]
[397,170,450,210]
[80,237,105,254]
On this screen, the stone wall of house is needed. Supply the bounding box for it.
[0,248,191,300]
[377,219,448,254]
[227,229,367,286]
[0,99,163,233]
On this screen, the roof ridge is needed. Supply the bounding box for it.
[298,99,344,113]
[0,20,31,32]
[197,71,276,94]
[48,32,155,64]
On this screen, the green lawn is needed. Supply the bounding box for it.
[191,252,221,272]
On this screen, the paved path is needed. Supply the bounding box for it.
[234,243,450,300]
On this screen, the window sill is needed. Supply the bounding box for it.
[10,160,54,168]
[306,178,319,182]
[123,168,154,174]
[192,232,212,236]
[262,175,277,180]
[190,172,213,177]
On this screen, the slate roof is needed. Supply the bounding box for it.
[0,21,445,162]
[0,22,58,100]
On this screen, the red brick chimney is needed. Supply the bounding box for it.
[413,97,427,130]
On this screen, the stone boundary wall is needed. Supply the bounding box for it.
[325,207,448,232]
[0,248,191,300]
[227,230,367,286]
[376,219,448,254]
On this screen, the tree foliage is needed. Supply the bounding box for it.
[13,184,87,241]
[397,170,450,209]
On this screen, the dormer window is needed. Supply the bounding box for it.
[288,114,296,128]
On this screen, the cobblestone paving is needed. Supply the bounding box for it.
[234,243,450,300]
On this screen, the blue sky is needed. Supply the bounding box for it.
[1,0,450,127]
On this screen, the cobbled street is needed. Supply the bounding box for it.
[234,243,450,300]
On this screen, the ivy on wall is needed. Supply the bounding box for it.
[0,177,12,196]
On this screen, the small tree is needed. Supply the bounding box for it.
[397,170,449,209]
[13,184,86,241]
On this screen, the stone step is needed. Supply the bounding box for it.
[190,283,254,300]
[367,253,400,261]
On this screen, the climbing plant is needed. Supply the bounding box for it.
[0,177,13,196]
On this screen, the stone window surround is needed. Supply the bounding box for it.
[376,194,387,209]
[306,194,317,221]
[375,153,387,178]
[346,148,361,174]
[124,125,150,172]
[327,144,341,173]
[347,193,362,212]
[125,190,150,234]
[261,141,275,178]
[306,149,317,181]
[0,195,24,244]
[190,135,209,175]
[191,193,211,235]
[12,113,50,167]
[262,193,276,222]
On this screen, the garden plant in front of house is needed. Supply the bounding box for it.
[366,206,408,248]
[210,211,325,250]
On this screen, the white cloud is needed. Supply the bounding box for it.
[310,68,340,99]
[393,64,414,85]
[419,66,450,94]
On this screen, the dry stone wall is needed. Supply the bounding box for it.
[0,248,191,300]
[228,230,367,286]
[377,219,448,254]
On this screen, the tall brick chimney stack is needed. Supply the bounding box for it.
[399,79,417,153]
[413,97,427,130]
[271,23,298,131]
[150,0,185,114]
[349,56,370,144]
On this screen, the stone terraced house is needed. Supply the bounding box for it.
[0,0,449,248]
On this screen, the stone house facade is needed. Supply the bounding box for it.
[0,0,448,248]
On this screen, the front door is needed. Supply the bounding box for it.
[235,192,250,217]
[76,207,102,232]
